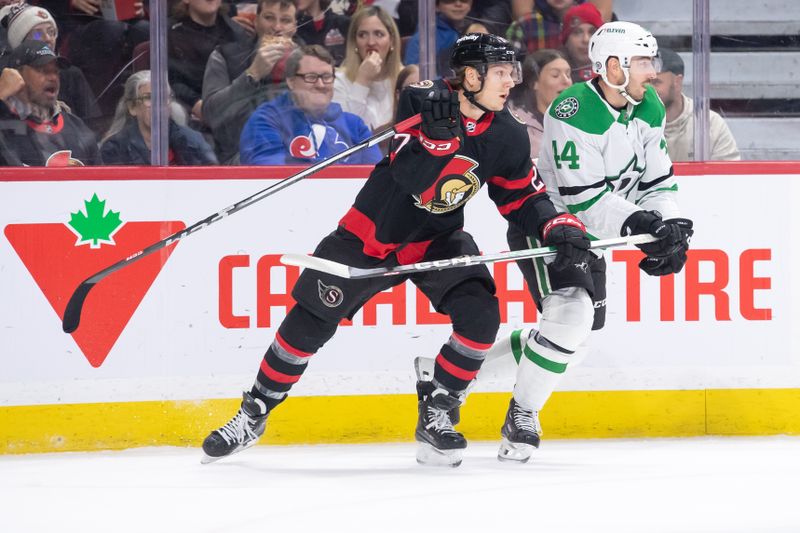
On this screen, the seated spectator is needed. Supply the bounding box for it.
[202,0,300,164]
[38,0,149,128]
[507,48,571,159]
[0,3,100,126]
[506,0,578,56]
[333,6,402,131]
[652,48,740,161]
[239,44,381,165]
[295,0,350,66]
[0,40,97,166]
[168,0,248,125]
[100,70,218,165]
[560,2,602,82]
[403,0,471,72]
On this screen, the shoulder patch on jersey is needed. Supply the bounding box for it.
[553,97,579,119]
[410,80,434,89]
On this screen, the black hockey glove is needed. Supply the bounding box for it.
[640,217,693,276]
[420,88,461,140]
[621,211,690,255]
[542,214,591,271]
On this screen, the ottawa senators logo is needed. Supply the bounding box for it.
[45,150,85,167]
[413,155,480,214]
[317,279,344,307]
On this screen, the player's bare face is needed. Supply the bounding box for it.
[288,55,335,117]
[475,63,518,111]
[626,56,658,101]
[256,3,297,38]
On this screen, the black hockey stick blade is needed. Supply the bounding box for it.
[280,234,659,280]
[61,114,423,334]
[62,281,95,333]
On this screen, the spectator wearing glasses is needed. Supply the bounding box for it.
[403,0,472,69]
[295,0,350,66]
[0,3,100,127]
[239,44,381,165]
[333,6,402,132]
[0,40,97,166]
[100,70,217,165]
[202,0,301,164]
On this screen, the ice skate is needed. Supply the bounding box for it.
[415,381,466,467]
[201,391,269,464]
[497,398,541,463]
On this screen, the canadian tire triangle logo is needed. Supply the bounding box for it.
[4,194,185,367]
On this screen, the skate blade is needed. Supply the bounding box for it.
[416,442,463,467]
[497,438,534,463]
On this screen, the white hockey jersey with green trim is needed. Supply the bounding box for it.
[537,80,679,240]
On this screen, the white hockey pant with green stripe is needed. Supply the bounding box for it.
[486,286,594,411]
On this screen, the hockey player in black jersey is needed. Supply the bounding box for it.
[201,33,591,467]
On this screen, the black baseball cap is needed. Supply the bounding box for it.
[658,48,684,76]
[7,40,70,69]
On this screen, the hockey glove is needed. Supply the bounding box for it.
[638,218,693,276]
[542,214,591,271]
[621,211,690,255]
[421,88,461,140]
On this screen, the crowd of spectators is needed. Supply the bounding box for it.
[0,0,741,166]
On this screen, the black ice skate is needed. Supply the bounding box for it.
[415,381,467,467]
[201,391,269,464]
[497,398,541,463]
[413,356,463,425]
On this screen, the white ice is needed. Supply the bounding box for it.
[2,437,799,533]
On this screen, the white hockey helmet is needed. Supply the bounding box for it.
[588,21,660,104]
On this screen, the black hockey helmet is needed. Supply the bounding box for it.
[450,33,520,81]
[449,33,522,113]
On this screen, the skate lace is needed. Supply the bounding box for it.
[425,406,458,435]
[513,405,541,434]
[217,410,259,445]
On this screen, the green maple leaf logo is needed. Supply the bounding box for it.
[68,194,124,248]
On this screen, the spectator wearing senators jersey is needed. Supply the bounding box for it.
[0,40,97,166]
[295,0,350,66]
[239,45,381,165]
[333,6,402,132]
[202,0,301,164]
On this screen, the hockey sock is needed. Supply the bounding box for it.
[513,332,572,411]
[433,332,492,393]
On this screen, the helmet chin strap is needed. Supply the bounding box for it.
[602,67,641,106]
[462,70,493,114]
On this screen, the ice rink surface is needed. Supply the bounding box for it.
[2,436,799,533]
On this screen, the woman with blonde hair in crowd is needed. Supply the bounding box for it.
[333,5,402,131]
[507,48,572,159]
[100,70,217,165]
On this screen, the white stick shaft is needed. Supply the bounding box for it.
[281,234,657,280]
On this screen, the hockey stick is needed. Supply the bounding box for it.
[280,234,659,280]
[61,114,422,333]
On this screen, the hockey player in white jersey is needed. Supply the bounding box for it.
[416,21,694,463]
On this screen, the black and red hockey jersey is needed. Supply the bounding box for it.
[338,78,558,264]
[0,101,98,166]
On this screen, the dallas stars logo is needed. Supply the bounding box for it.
[554,97,580,119]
